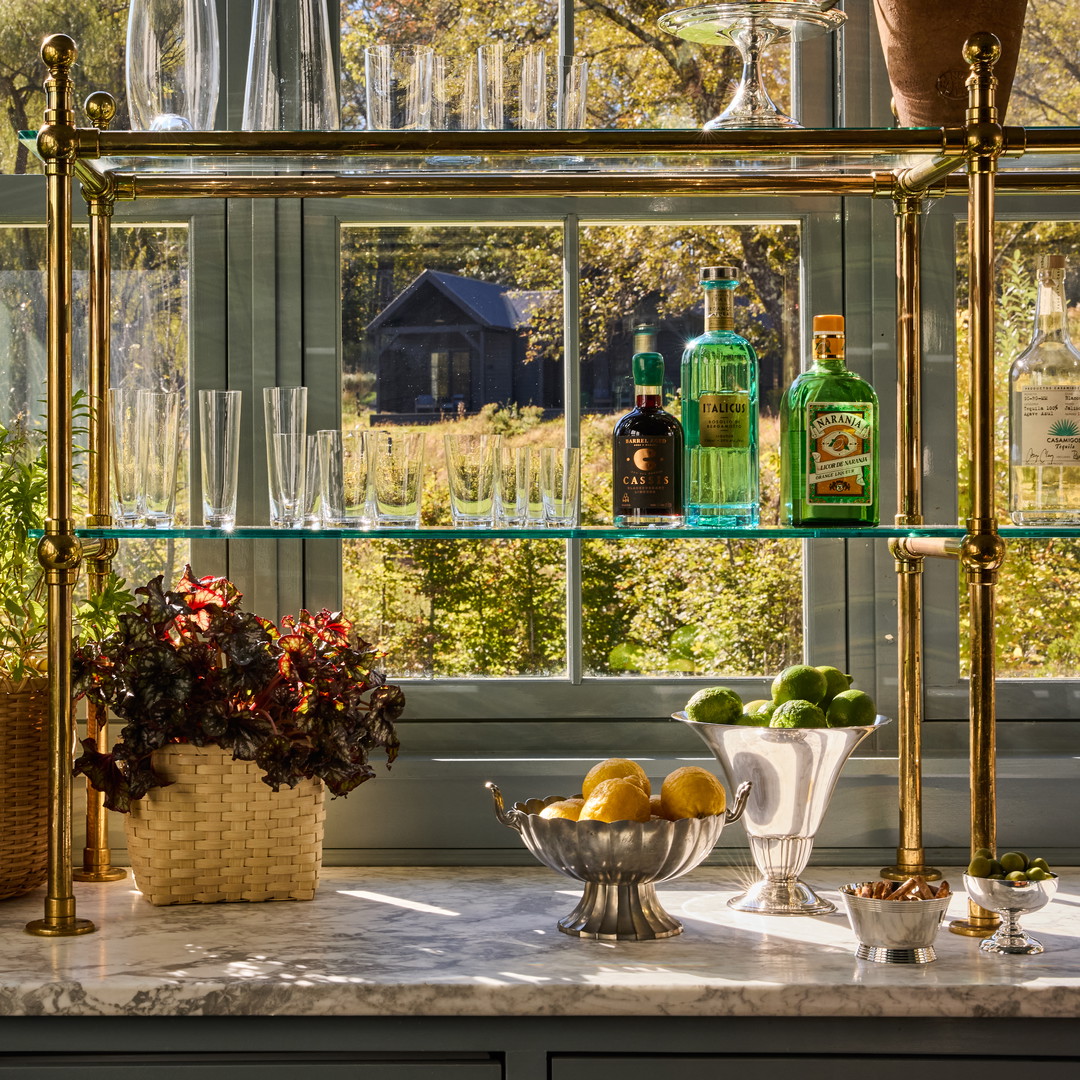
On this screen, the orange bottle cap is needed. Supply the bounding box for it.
[813,314,845,333]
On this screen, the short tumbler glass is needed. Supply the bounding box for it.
[445,432,501,527]
[370,429,426,527]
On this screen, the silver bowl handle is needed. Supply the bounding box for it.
[486,781,525,832]
[725,780,752,824]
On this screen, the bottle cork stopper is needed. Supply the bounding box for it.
[1036,254,1066,270]
[813,314,845,333]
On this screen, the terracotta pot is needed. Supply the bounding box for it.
[873,0,1028,126]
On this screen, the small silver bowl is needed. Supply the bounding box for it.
[840,883,952,963]
[963,873,1059,955]
[487,779,750,940]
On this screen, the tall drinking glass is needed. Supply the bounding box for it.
[445,433,501,527]
[126,0,220,131]
[370,430,426,527]
[197,389,241,530]
[365,44,434,130]
[319,429,371,528]
[541,446,580,526]
[263,386,307,528]
[303,435,322,527]
[139,390,182,528]
[243,0,340,130]
[478,44,546,131]
[108,388,144,527]
[496,444,533,527]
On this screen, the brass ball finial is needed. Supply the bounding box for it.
[41,34,78,71]
[84,91,117,129]
[963,32,1001,67]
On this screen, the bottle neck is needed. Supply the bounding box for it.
[1034,269,1071,342]
[634,385,663,407]
[703,283,734,333]
[812,332,847,370]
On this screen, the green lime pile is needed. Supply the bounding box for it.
[966,847,1055,882]
[681,664,877,730]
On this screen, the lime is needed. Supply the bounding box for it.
[771,664,828,706]
[966,855,992,877]
[816,665,853,705]
[999,851,1028,874]
[770,699,827,729]
[825,689,876,728]
[685,686,744,725]
[738,699,775,726]
[743,698,771,714]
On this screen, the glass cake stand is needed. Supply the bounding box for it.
[657,2,847,129]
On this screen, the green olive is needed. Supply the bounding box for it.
[999,852,1028,874]
[987,859,1004,876]
[1005,870,1028,881]
[1027,867,1052,881]
[973,847,994,861]
[967,856,992,877]
[1029,857,1052,874]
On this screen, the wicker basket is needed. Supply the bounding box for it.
[0,678,49,901]
[125,742,325,905]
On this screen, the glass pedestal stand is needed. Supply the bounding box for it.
[658,2,847,129]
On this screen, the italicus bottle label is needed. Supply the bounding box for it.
[1020,386,1080,465]
[805,403,874,504]
[698,392,750,448]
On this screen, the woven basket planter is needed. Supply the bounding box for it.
[0,678,49,901]
[125,742,325,905]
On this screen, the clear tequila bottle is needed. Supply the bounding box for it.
[1009,254,1080,525]
[680,266,759,526]
[780,314,878,526]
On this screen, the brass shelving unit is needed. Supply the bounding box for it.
[25,31,1074,936]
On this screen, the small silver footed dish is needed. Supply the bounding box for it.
[840,882,952,964]
[487,779,750,941]
[963,873,1059,955]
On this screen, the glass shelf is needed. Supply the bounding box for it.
[40,524,1080,540]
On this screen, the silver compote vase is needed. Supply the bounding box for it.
[673,712,889,915]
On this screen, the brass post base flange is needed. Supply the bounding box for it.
[949,914,1000,938]
[73,866,127,882]
[880,864,942,882]
[25,917,96,937]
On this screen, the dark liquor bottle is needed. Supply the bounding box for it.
[780,314,879,526]
[681,266,759,526]
[613,325,684,526]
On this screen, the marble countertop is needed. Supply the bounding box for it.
[1,866,1078,1018]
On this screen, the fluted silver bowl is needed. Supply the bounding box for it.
[963,873,1059,955]
[840,883,952,964]
[487,780,750,940]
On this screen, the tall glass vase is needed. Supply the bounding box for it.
[126,0,220,131]
[243,0,341,131]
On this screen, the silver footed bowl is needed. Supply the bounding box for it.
[672,712,889,916]
[487,779,750,941]
[840,883,952,964]
[963,873,1059,955]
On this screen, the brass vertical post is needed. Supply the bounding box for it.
[950,32,1006,938]
[883,189,939,881]
[73,91,126,885]
[26,34,95,936]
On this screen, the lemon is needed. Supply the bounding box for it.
[816,665,853,705]
[581,758,651,800]
[770,699,827,729]
[578,778,651,823]
[539,798,584,821]
[771,664,828,706]
[825,689,876,728]
[648,793,671,820]
[660,766,727,819]
[685,685,744,725]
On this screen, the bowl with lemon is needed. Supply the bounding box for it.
[487,758,750,940]
[671,664,889,917]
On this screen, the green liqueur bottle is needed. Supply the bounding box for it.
[780,314,879,526]
[613,324,684,526]
[681,266,759,526]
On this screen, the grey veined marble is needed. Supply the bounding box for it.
[2,866,1079,1018]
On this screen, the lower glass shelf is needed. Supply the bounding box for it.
[53,523,987,540]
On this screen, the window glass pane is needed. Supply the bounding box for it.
[956,220,1080,678]
[0,224,190,587]
[575,1,791,128]
[579,221,802,677]
[340,223,567,678]
[1010,3,1080,126]
[0,2,130,174]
